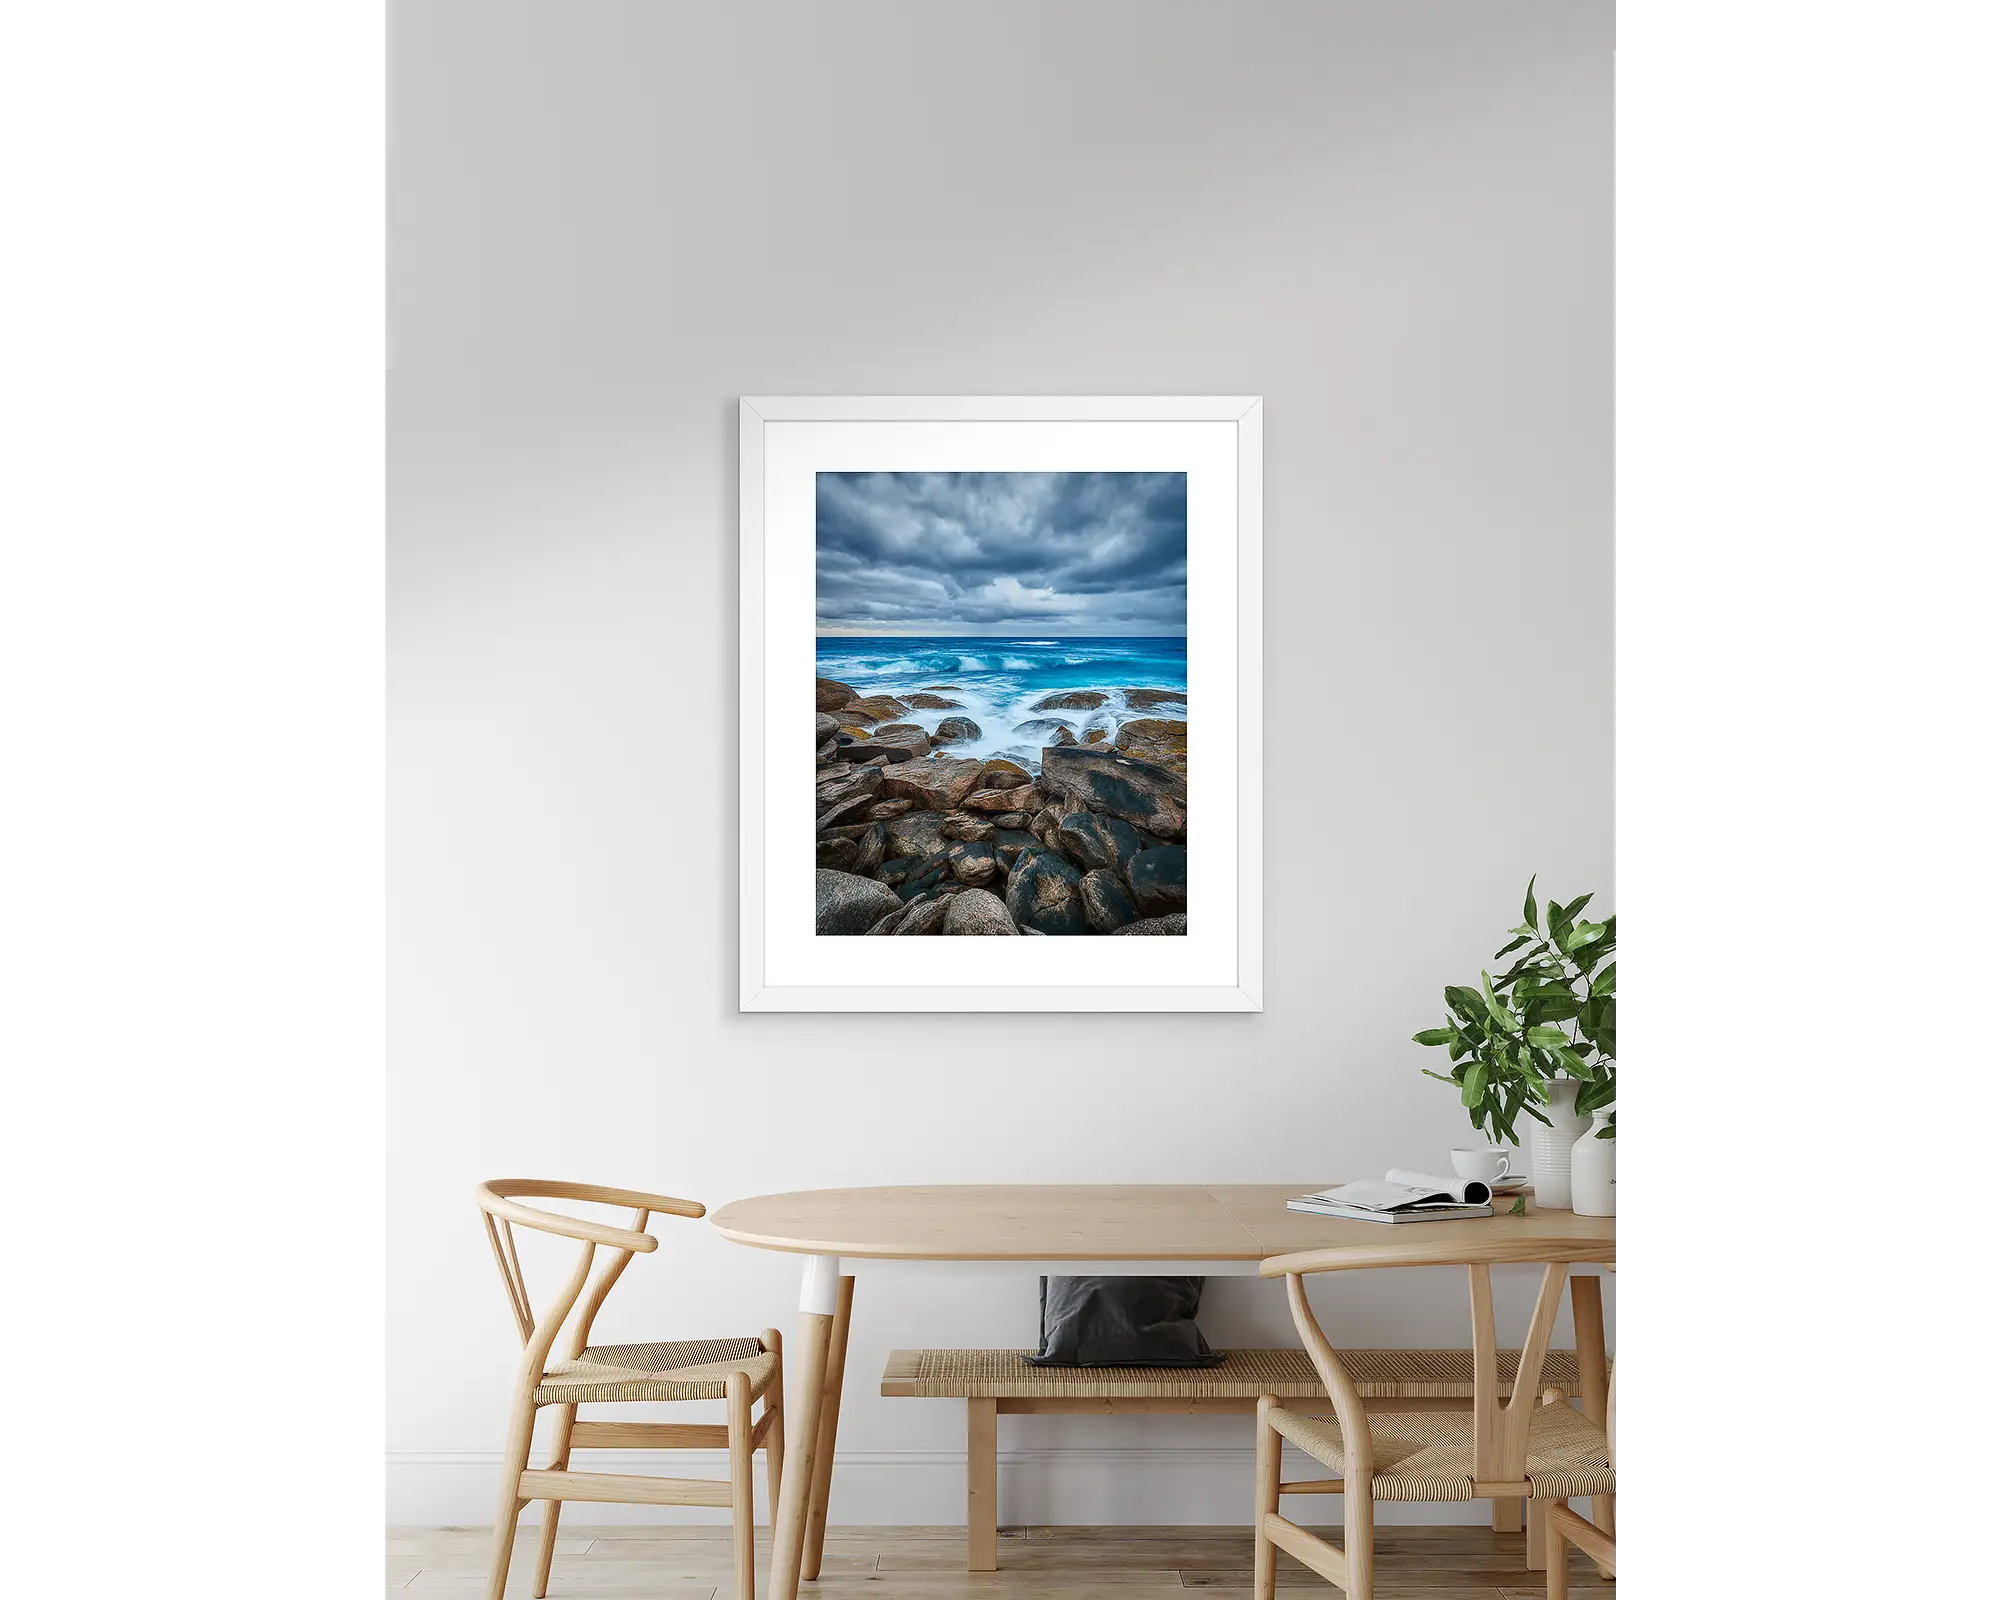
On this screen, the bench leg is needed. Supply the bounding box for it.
[967,1397,997,1571]
[1492,1497,1523,1533]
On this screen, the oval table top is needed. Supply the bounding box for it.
[708,1183,1614,1263]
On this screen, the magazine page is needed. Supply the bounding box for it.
[1382,1168,1492,1204]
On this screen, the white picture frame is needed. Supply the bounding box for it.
[739,395,1262,1012]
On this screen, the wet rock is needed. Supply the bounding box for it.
[831,739,918,764]
[853,797,916,822]
[1127,846,1188,917]
[1032,690,1108,711]
[883,810,952,862]
[877,856,920,887]
[814,868,901,934]
[871,722,934,756]
[1038,747,1187,841]
[932,716,982,744]
[919,684,962,691]
[1123,687,1187,711]
[880,754,985,811]
[841,695,909,724]
[816,677,860,712]
[896,862,949,901]
[947,841,999,886]
[943,888,1019,935]
[1004,848,1086,936]
[865,904,910,935]
[978,758,1034,791]
[1053,811,1144,880]
[817,836,860,871]
[990,828,1038,866]
[854,822,886,877]
[815,766,885,830]
[1078,869,1139,934]
[1113,717,1188,777]
[1012,717,1076,739]
[896,898,951,935]
[816,713,843,743]
[904,692,962,710]
[961,786,1040,813]
[1082,729,1110,745]
[989,811,1031,830]
[941,814,995,842]
[1113,913,1188,935]
[1046,727,1078,748]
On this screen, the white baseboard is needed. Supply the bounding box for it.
[389,1447,1495,1528]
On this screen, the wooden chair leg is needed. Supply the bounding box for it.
[531,1403,577,1598]
[1252,1396,1281,1600]
[727,1372,756,1600]
[801,1275,855,1582]
[1492,1497,1523,1533]
[966,1396,998,1572]
[1545,1506,1570,1600]
[486,1393,538,1600]
[1525,1498,1548,1570]
[1344,1480,1375,1600]
[761,1328,786,1523]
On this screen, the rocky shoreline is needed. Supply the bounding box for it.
[813,675,1188,935]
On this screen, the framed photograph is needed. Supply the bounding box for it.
[739,396,1261,1011]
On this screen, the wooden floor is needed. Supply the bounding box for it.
[389,1523,1608,1597]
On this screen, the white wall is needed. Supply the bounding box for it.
[389,0,1611,1525]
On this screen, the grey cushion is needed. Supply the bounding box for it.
[1025,1276,1223,1367]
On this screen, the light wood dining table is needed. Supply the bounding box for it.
[709,1184,1614,1600]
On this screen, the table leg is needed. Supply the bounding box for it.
[766,1254,839,1600]
[800,1273,855,1581]
[1570,1273,1614,1576]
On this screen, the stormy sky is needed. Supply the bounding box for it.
[816,471,1187,636]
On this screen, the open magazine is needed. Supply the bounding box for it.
[1287,1169,1495,1224]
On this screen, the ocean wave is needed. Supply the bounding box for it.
[1001,657,1035,670]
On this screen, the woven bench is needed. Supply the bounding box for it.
[882,1347,1580,1569]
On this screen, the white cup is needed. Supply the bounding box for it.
[1450,1147,1515,1185]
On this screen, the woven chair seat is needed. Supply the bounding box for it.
[533,1337,777,1406]
[884,1346,1579,1400]
[1269,1400,1615,1503]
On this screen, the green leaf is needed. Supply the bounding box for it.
[1444,985,1487,1025]
[1562,921,1604,953]
[1478,971,1518,1031]
[1574,1076,1616,1113]
[1524,1024,1571,1048]
[1421,1069,1457,1085]
[1411,1027,1455,1046]
[1493,934,1530,958]
[1460,1060,1489,1107]
[1523,875,1539,932]
[1590,962,1616,997]
[1560,893,1594,923]
[1525,997,1581,1025]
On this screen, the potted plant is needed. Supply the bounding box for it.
[1412,878,1614,1210]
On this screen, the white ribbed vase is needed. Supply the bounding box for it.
[1571,1110,1616,1216]
[1528,1079,1589,1210]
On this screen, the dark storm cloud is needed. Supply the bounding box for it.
[815,472,1188,634]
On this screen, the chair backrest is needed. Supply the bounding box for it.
[1260,1237,1614,1491]
[474,1180,706,1373]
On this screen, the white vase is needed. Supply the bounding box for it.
[1529,1079,1589,1210]
[1571,1110,1616,1216]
